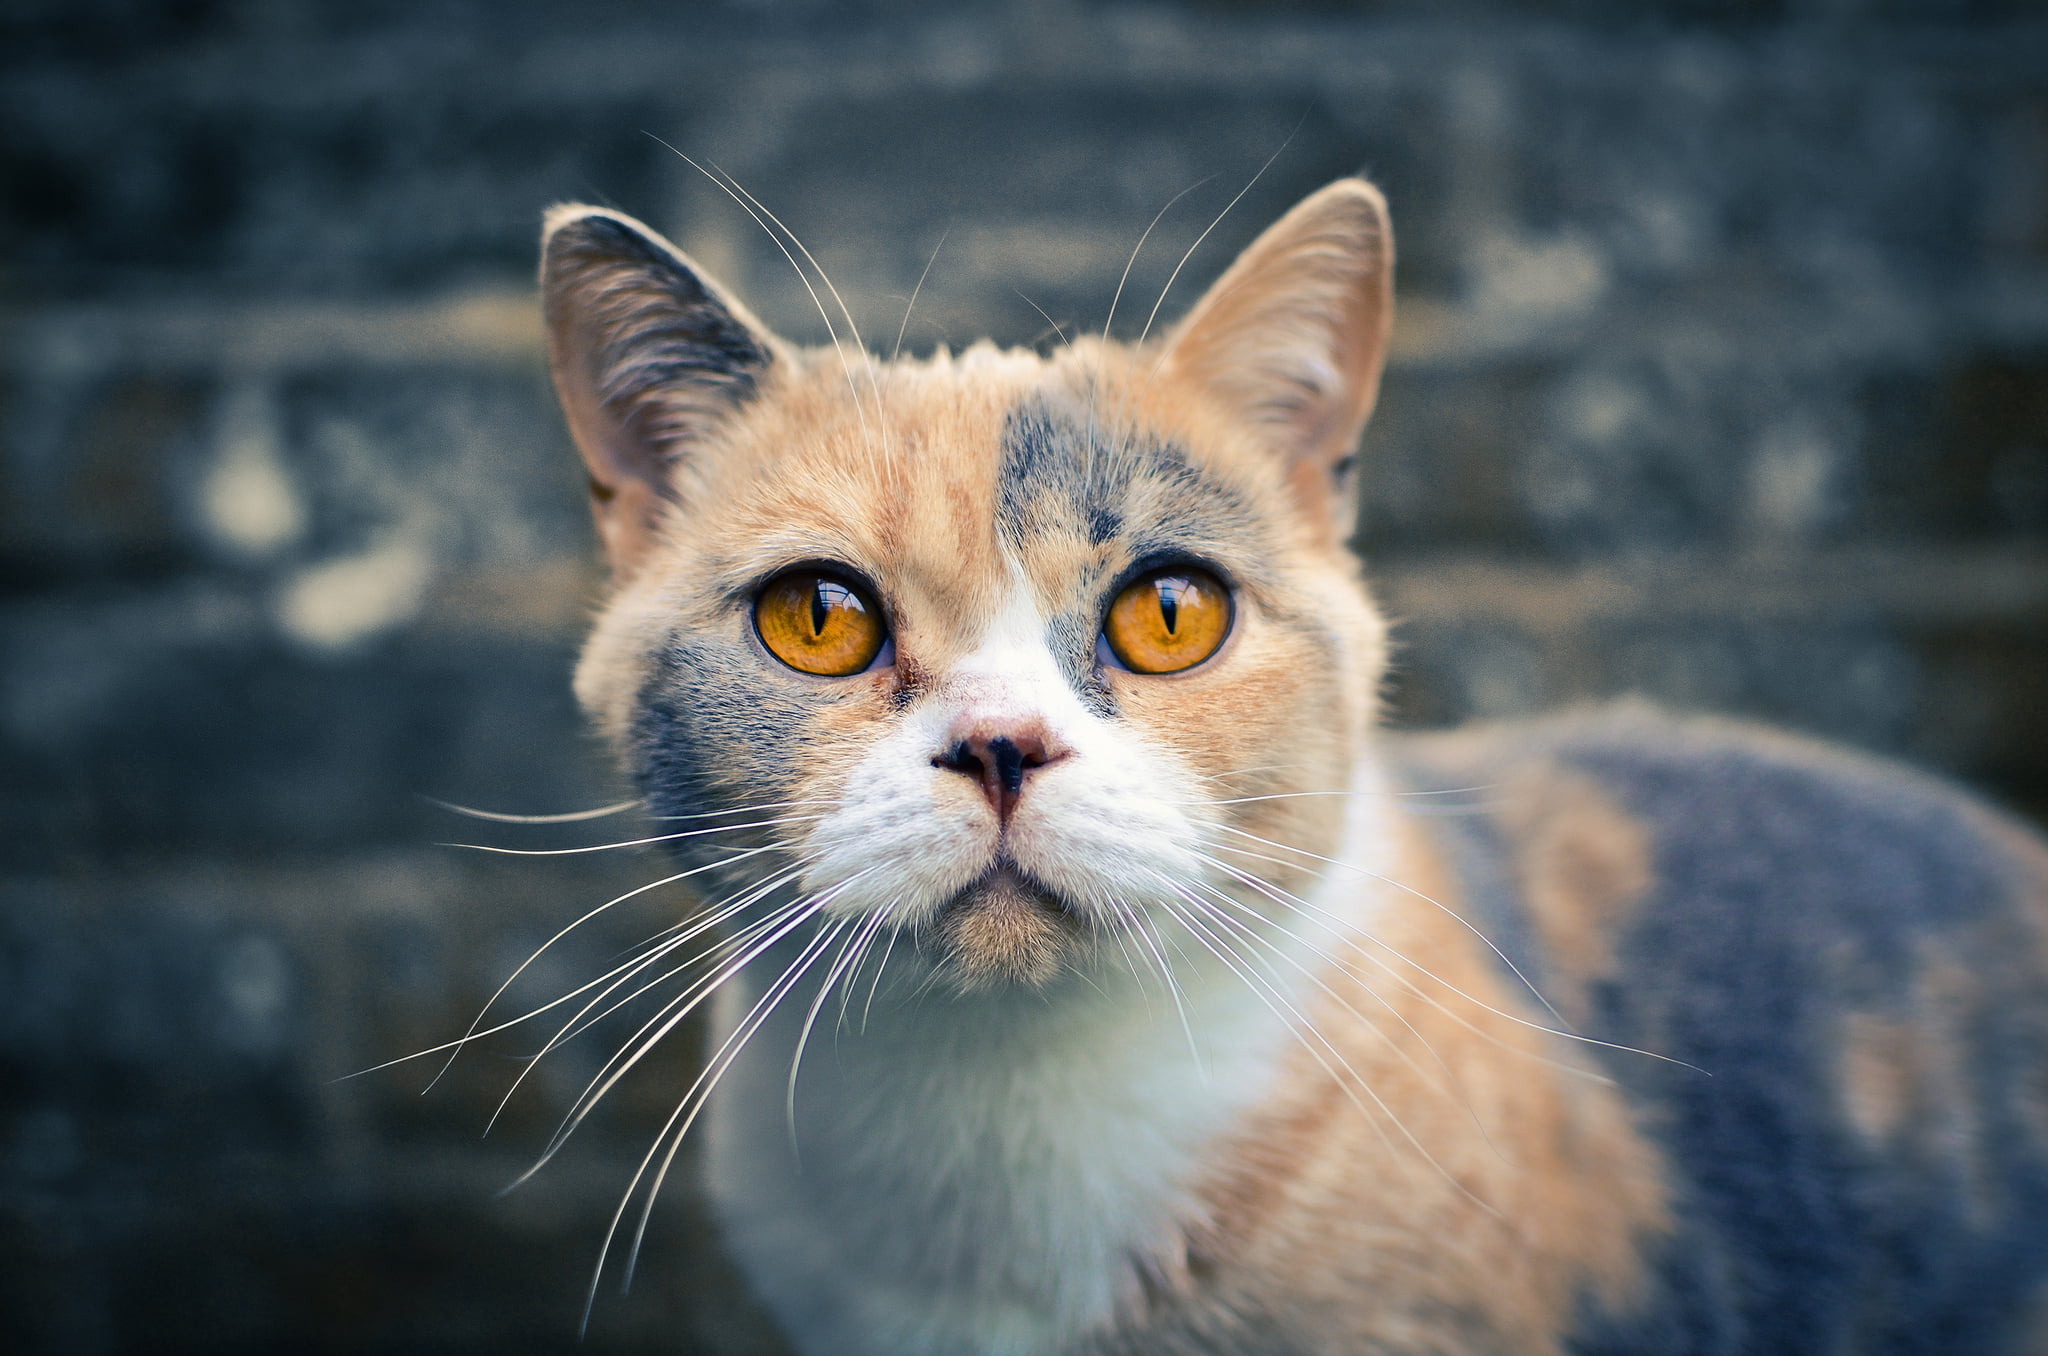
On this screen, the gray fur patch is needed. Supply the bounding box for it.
[997,392,1270,709]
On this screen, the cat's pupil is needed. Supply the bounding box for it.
[810,584,830,637]
[1158,580,1180,635]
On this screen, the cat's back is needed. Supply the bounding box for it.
[1392,705,2048,1353]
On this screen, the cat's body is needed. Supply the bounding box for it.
[534,180,2048,1354]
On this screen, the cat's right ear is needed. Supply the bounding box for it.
[541,206,783,573]
[1154,178,1393,546]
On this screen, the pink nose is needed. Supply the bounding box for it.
[933,723,1065,822]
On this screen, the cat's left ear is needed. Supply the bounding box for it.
[541,205,786,574]
[1157,178,1393,543]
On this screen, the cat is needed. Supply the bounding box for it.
[524,176,2048,1355]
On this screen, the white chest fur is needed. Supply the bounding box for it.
[702,765,1394,1356]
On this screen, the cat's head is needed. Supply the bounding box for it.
[542,179,1395,993]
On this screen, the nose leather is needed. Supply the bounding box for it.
[935,726,1062,822]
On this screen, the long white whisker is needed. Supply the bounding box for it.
[495,871,819,1138]
[1200,847,1623,1085]
[1142,879,1419,1185]
[1120,896,1202,1071]
[608,845,816,957]
[1135,136,1289,352]
[1194,786,1500,808]
[1176,870,1505,1157]
[1013,288,1071,349]
[1105,135,1296,469]
[426,797,642,823]
[892,229,948,363]
[514,878,826,1182]
[1147,876,1502,1219]
[1088,174,1215,468]
[1100,176,1215,348]
[1139,119,1301,360]
[641,797,836,821]
[578,890,849,1334]
[834,908,893,1036]
[516,859,819,1067]
[701,158,890,469]
[646,137,879,469]
[1196,842,1697,1075]
[615,870,885,1302]
[342,851,799,1085]
[858,920,904,1034]
[1115,122,1306,453]
[1098,900,1161,1020]
[1205,821,1569,1028]
[440,813,827,857]
[427,844,784,1091]
[784,914,866,1149]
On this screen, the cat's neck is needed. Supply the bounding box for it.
[701,754,1400,1356]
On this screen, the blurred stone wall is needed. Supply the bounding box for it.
[3,1,2044,1352]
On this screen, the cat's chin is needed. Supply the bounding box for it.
[926,863,1081,994]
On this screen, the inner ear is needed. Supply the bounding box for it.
[1154,178,1394,541]
[541,206,785,574]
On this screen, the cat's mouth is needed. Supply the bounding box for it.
[927,861,1081,992]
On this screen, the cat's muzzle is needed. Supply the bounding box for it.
[928,861,1080,992]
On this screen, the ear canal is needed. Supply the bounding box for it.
[540,206,782,573]
[1155,178,1394,541]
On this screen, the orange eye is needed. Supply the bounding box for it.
[1102,567,1232,674]
[754,570,887,676]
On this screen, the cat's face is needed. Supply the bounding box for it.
[546,181,1396,992]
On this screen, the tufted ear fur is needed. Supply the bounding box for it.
[1155,178,1394,543]
[541,206,784,573]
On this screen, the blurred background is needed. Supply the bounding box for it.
[3,0,2045,1351]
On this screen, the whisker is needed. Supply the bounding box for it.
[1012,288,1071,349]
[1204,821,1570,1029]
[833,908,893,1036]
[523,864,824,1130]
[646,137,881,470]
[1138,116,1303,364]
[526,856,816,1045]
[1147,876,1503,1218]
[1194,843,1611,1085]
[641,796,836,822]
[1116,895,1202,1072]
[516,886,832,1205]
[1098,899,1162,1020]
[1176,870,1506,1158]
[857,918,903,1034]
[1242,861,1630,1090]
[612,871,884,1305]
[1195,786,1501,808]
[606,845,815,958]
[784,914,866,1150]
[1146,878,1483,1205]
[1134,128,1295,353]
[1099,175,1215,348]
[579,891,851,1333]
[488,867,819,1135]
[891,229,948,363]
[440,813,828,857]
[341,851,799,1084]
[1110,121,1307,464]
[1183,871,1460,1092]
[700,158,891,470]
[425,796,642,824]
[1088,174,1215,471]
[1196,842,1700,1075]
[427,843,784,1091]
